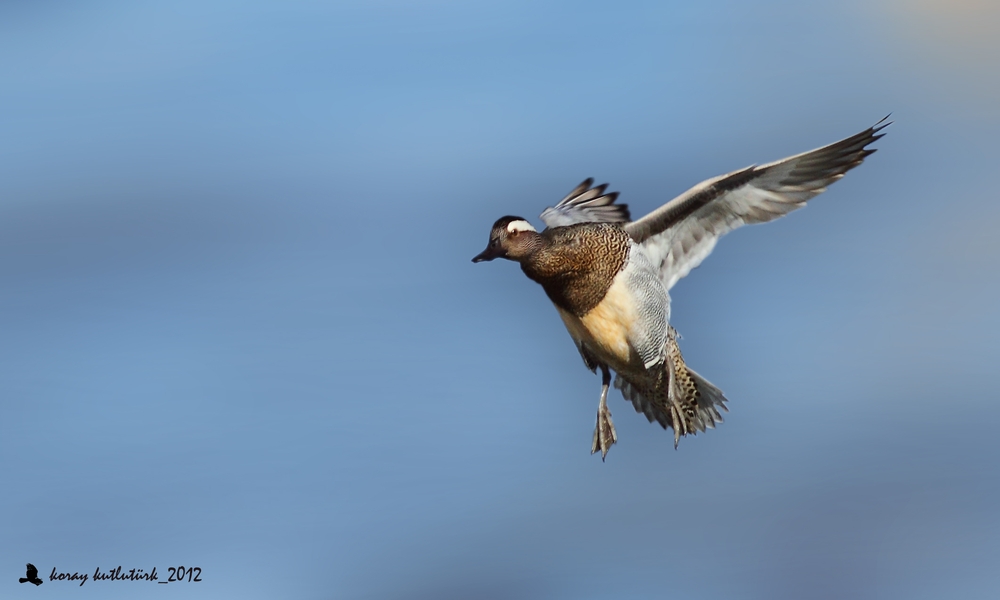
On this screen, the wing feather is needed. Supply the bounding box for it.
[625,117,889,289]
[539,178,630,228]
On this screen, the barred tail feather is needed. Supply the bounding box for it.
[613,365,729,448]
[687,367,728,430]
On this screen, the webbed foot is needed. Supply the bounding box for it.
[591,402,618,460]
[590,365,617,461]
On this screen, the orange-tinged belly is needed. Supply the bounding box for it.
[556,278,637,368]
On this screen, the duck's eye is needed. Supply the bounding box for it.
[490,239,499,248]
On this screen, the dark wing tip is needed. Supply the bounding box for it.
[870,115,892,137]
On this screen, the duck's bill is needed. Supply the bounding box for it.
[471,246,502,263]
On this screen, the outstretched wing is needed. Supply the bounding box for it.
[539,178,630,228]
[26,564,38,579]
[625,117,889,290]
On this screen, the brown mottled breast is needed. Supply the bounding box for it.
[520,223,631,316]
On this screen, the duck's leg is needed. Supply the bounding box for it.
[591,365,617,460]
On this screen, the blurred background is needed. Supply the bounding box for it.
[2,1,998,598]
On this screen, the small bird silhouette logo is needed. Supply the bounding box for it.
[19,563,43,586]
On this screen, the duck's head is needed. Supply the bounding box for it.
[472,216,542,263]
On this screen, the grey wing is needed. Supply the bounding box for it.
[625,117,889,290]
[539,178,630,229]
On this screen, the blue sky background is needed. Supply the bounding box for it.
[2,1,999,598]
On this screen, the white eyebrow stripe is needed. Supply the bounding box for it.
[506,220,537,233]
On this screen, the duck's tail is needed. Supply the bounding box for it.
[615,327,728,448]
